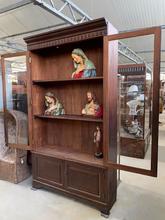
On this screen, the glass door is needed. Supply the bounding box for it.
[1,52,31,150]
[0,61,7,157]
[104,27,161,176]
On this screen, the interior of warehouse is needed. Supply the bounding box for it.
[0,1,165,220]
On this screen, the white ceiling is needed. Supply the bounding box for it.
[0,0,164,72]
[72,0,165,30]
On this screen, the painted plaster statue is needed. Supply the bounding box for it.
[127,99,141,116]
[44,92,65,116]
[128,118,143,138]
[81,91,103,117]
[127,97,144,116]
[127,84,144,116]
[71,48,96,79]
[94,126,103,158]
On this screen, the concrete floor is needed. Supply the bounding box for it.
[0,113,165,220]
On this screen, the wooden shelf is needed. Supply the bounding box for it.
[32,76,103,85]
[34,114,103,122]
[33,146,104,168]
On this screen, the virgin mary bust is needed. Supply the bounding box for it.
[71,48,96,79]
[44,92,65,116]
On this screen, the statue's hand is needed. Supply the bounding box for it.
[82,109,86,115]
[45,109,49,115]
[76,65,85,72]
[72,72,76,78]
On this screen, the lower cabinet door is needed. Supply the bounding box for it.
[65,161,105,201]
[33,154,64,188]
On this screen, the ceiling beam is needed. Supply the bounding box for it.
[0,39,26,51]
[33,0,91,25]
[0,0,32,14]
[136,50,165,54]
[118,41,144,64]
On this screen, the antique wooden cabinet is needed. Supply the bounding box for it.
[24,18,161,216]
[24,18,118,216]
[119,64,151,158]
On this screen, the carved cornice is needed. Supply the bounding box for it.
[24,18,107,50]
[118,64,146,75]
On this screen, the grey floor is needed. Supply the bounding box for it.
[0,114,165,220]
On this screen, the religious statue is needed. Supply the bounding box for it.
[128,117,143,138]
[127,95,144,116]
[94,126,103,158]
[127,99,141,116]
[71,48,96,78]
[81,91,103,117]
[44,92,65,116]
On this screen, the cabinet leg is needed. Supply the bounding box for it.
[101,209,110,218]
[32,181,42,190]
[31,186,39,191]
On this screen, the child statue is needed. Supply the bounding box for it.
[81,91,103,117]
[44,92,65,116]
[94,126,103,158]
[128,118,143,138]
[71,48,96,79]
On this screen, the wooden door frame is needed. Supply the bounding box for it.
[104,27,161,177]
[1,51,31,150]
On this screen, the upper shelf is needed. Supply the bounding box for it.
[32,76,103,85]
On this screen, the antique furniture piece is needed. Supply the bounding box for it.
[24,18,118,216]
[119,64,151,158]
[24,19,161,216]
[0,110,30,183]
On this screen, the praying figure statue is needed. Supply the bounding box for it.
[44,92,65,116]
[81,91,103,117]
[71,48,96,79]
[94,126,103,158]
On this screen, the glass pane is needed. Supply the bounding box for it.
[0,65,3,111]
[4,55,28,145]
[110,34,155,170]
[0,65,6,157]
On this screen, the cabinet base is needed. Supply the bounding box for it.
[32,179,112,214]
[32,153,116,214]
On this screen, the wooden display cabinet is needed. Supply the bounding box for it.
[25,18,118,216]
[119,64,151,158]
[24,18,161,216]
